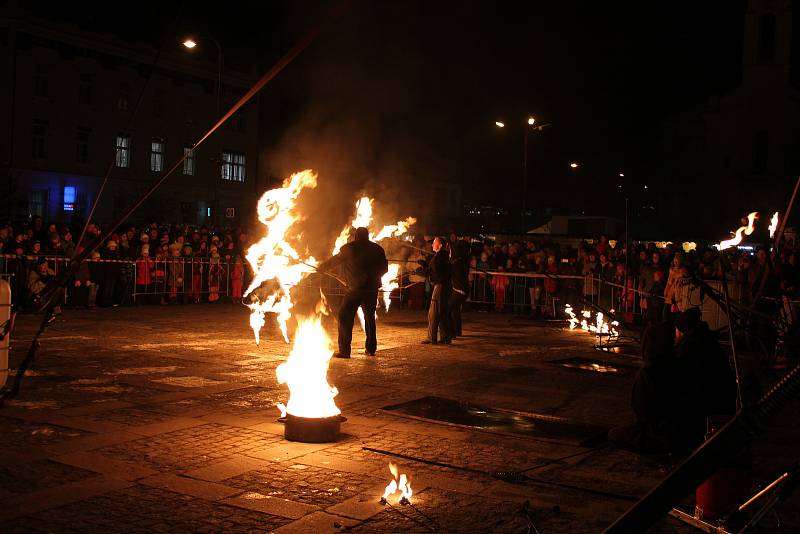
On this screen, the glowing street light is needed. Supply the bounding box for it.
[181,35,223,113]
[495,121,505,128]
[527,117,535,125]
[618,172,625,177]
[570,162,579,169]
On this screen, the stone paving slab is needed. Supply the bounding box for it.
[55,450,159,480]
[140,473,242,500]
[43,428,142,456]
[0,475,133,522]
[183,455,273,482]
[222,492,320,519]
[274,511,360,534]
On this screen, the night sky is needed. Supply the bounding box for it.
[26,0,749,232]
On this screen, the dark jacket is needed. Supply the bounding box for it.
[451,255,469,293]
[676,322,737,417]
[327,239,388,290]
[428,249,451,285]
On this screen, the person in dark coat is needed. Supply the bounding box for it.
[423,236,452,344]
[608,322,701,453]
[674,307,738,418]
[449,240,469,338]
[323,227,388,358]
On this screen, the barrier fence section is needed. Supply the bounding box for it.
[5,255,794,327]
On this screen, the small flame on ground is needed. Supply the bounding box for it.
[715,211,758,251]
[381,462,413,503]
[565,304,619,339]
[769,211,780,239]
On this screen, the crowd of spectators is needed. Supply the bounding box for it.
[401,232,797,321]
[0,216,252,311]
[2,215,797,321]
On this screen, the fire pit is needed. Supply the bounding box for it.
[283,413,345,443]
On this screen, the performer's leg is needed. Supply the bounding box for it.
[439,287,452,342]
[362,290,378,355]
[427,284,441,343]
[337,291,359,356]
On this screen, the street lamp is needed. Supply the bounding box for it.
[570,162,579,169]
[495,117,550,232]
[182,35,223,113]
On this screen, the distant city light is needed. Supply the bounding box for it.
[618,173,624,177]
[570,162,579,168]
[495,121,505,128]
[527,117,535,125]
[182,39,197,49]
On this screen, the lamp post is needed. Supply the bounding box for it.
[495,117,550,233]
[183,36,224,113]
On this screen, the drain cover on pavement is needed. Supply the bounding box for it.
[381,396,607,446]
[548,357,635,374]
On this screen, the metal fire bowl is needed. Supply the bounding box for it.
[283,413,345,443]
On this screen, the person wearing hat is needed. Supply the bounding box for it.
[675,307,737,417]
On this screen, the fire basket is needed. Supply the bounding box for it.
[283,413,346,443]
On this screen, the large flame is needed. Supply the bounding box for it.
[715,212,758,251]
[244,170,319,343]
[275,312,340,418]
[332,197,416,319]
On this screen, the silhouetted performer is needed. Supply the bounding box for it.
[674,306,738,417]
[423,237,452,344]
[608,322,701,453]
[324,227,388,358]
[449,240,469,338]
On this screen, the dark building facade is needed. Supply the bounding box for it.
[656,0,800,235]
[0,4,266,229]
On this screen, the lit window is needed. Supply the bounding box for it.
[64,186,76,212]
[151,139,164,172]
[115,134,130,167]
[183,147,195,175]
[221,151,245,182]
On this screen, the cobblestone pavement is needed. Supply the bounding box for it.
[0,304,797,532]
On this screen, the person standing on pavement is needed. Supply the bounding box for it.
[449,240,469,338]
[423,236,452,344]
[322,227,388,359]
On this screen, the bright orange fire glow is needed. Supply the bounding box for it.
[381,463,413,502]
[715,212,758,251]
[333,196,416,320]
[564,304,619,338]
[769,211,780,239]
[244,170,319,344]
[275,310,340,419]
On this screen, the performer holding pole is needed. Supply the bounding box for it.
[321,227,388,358]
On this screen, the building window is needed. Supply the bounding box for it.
[151,139,164,172]
[115,134,130,168]
[758,13,776,63]
[221,151,245,182]
[79,73,92,105]
[34,64,48,97]
[117,83,130,111]
[32,119,47,159]
[183,147,195,175]
[76,127,90,163]
[63,186,76,212]
[753,130,769,173]
[29,190,47,218]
